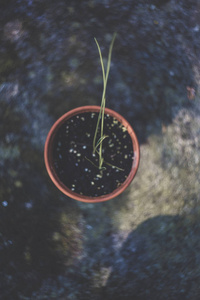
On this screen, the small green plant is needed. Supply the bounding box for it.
[92,32,117,171]
[85,33,124,173]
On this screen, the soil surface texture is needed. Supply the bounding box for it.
[53,112,133,196]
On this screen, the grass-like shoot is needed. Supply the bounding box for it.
[93,33,117,171]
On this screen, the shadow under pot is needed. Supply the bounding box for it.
[44,106,140,203]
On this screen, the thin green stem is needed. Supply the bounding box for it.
[85,156,106,171]
[92,38,105,153]
[104,161,124,171]
[93,33,117,169]
[93,135,109,153]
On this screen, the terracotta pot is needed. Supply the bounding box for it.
[44,106,140,203]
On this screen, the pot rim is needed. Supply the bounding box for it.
[44,105,140,203]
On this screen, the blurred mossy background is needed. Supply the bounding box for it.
[1,0,200,299]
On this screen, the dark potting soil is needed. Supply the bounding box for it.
[53,112,134,197]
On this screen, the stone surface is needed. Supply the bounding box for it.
[0,0,200,299]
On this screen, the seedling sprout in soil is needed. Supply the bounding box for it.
[91,32,123,173]
[53,111,134,197]
[51,34,135,197]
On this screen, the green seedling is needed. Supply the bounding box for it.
[93,33,118,171]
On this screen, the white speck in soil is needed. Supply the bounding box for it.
[81,117,85,121]
[77,153,81,157]
[75,163,78,166]
[59,154,62,159]
[83,145,87,149]
[91,181,94,185]
[97,174,102,178]
[84,168,88,172]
